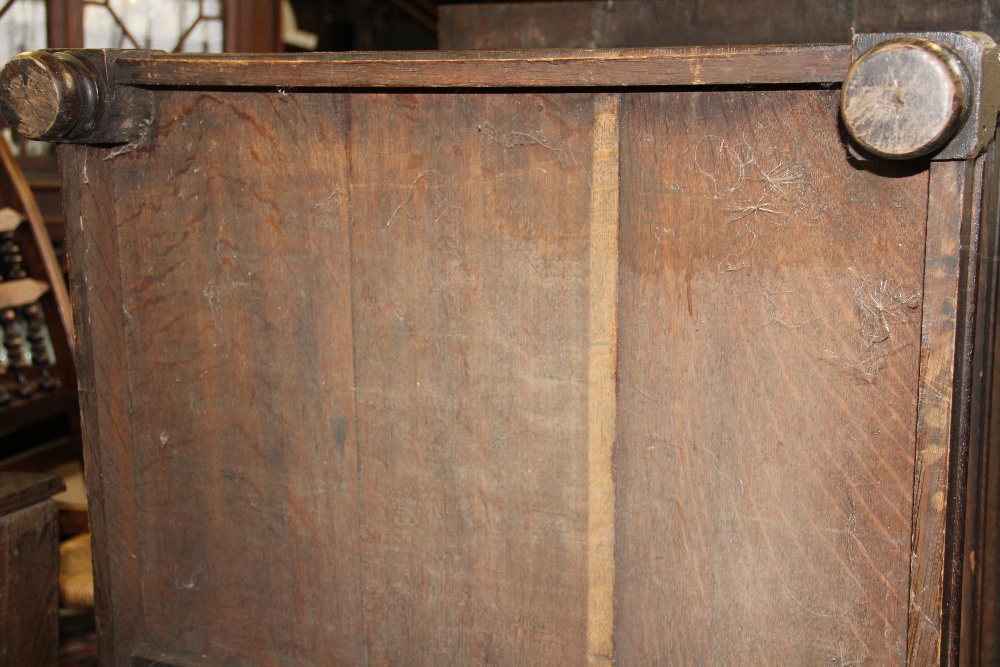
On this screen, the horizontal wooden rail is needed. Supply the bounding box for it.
[112,44,853,88]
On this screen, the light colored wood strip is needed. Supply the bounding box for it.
[908,158,980,666]
[587,92,619,666]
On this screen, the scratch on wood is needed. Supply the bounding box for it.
[586,92,618,667]
[385,171,440,227]
[478,120,578,170]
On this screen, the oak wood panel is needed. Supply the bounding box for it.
[346,91,599,665]
[614,88,930,664]
[110,45,853,88]
[0,499,60,667]
[69,87,623,665]
[105,90,364,664]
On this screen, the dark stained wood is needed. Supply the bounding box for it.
[855,0,987,34]
[440,0,854,50]
[108,89,366,663]
[58,143,139,667]
[0,471,64,516]
[615,87,929,665]
[959,132,1000,667]
[439,0,996,51]
[346,91,598,665]
[0,476,63,667]
[910,159,981,667]
[111,45,853,88]
[0,51,99,142]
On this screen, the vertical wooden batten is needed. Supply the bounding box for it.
[57,144,139,666]
[909,157,982,667]
[586,93,619,666]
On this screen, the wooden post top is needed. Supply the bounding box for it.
[0,51,99,142]
[841,38,971,159]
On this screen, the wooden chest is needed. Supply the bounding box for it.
[1,33,998,666]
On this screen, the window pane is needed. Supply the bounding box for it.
[179,18,222,53]
[83,3,137,48]
[0,0,47,66]
[85,0,224,52]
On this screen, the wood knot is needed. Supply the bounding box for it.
[840,38,971,159]
[0,51,99,141]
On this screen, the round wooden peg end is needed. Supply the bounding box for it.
[0,51,98,142]
[841,38,970,160]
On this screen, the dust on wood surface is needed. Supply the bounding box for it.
[614,88,929,665]
[58,75,962,666]
[98,89,617,664]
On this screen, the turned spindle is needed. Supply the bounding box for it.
[1,308,29,398]
[23,303,55,391]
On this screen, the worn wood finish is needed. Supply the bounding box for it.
[110,45,853,88]
[347,91,597,665]
[0,473,64,667]
[959,132,1000,667]
[34,39,1000,666]
[841,38,971,159]
[910,159,982,666]
[59,143,139,666]
[615,88,929,665]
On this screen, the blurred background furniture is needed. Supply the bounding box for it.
[0,472,65,667]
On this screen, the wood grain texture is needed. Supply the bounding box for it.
[347,91,594,665]
[108,90,365,664]
[960,133,1000,667]
[69,86,621,665]
[909,159,980,667]
[110,45,853,88]
[0,499,60,667]
[53,48,996,666]
[840,38,970,160]
[586,93,618,667]
[614,88,930,664]
[59,143,140,667]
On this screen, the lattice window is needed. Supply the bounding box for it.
[0,1,47,71]
[83,0,223,52]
